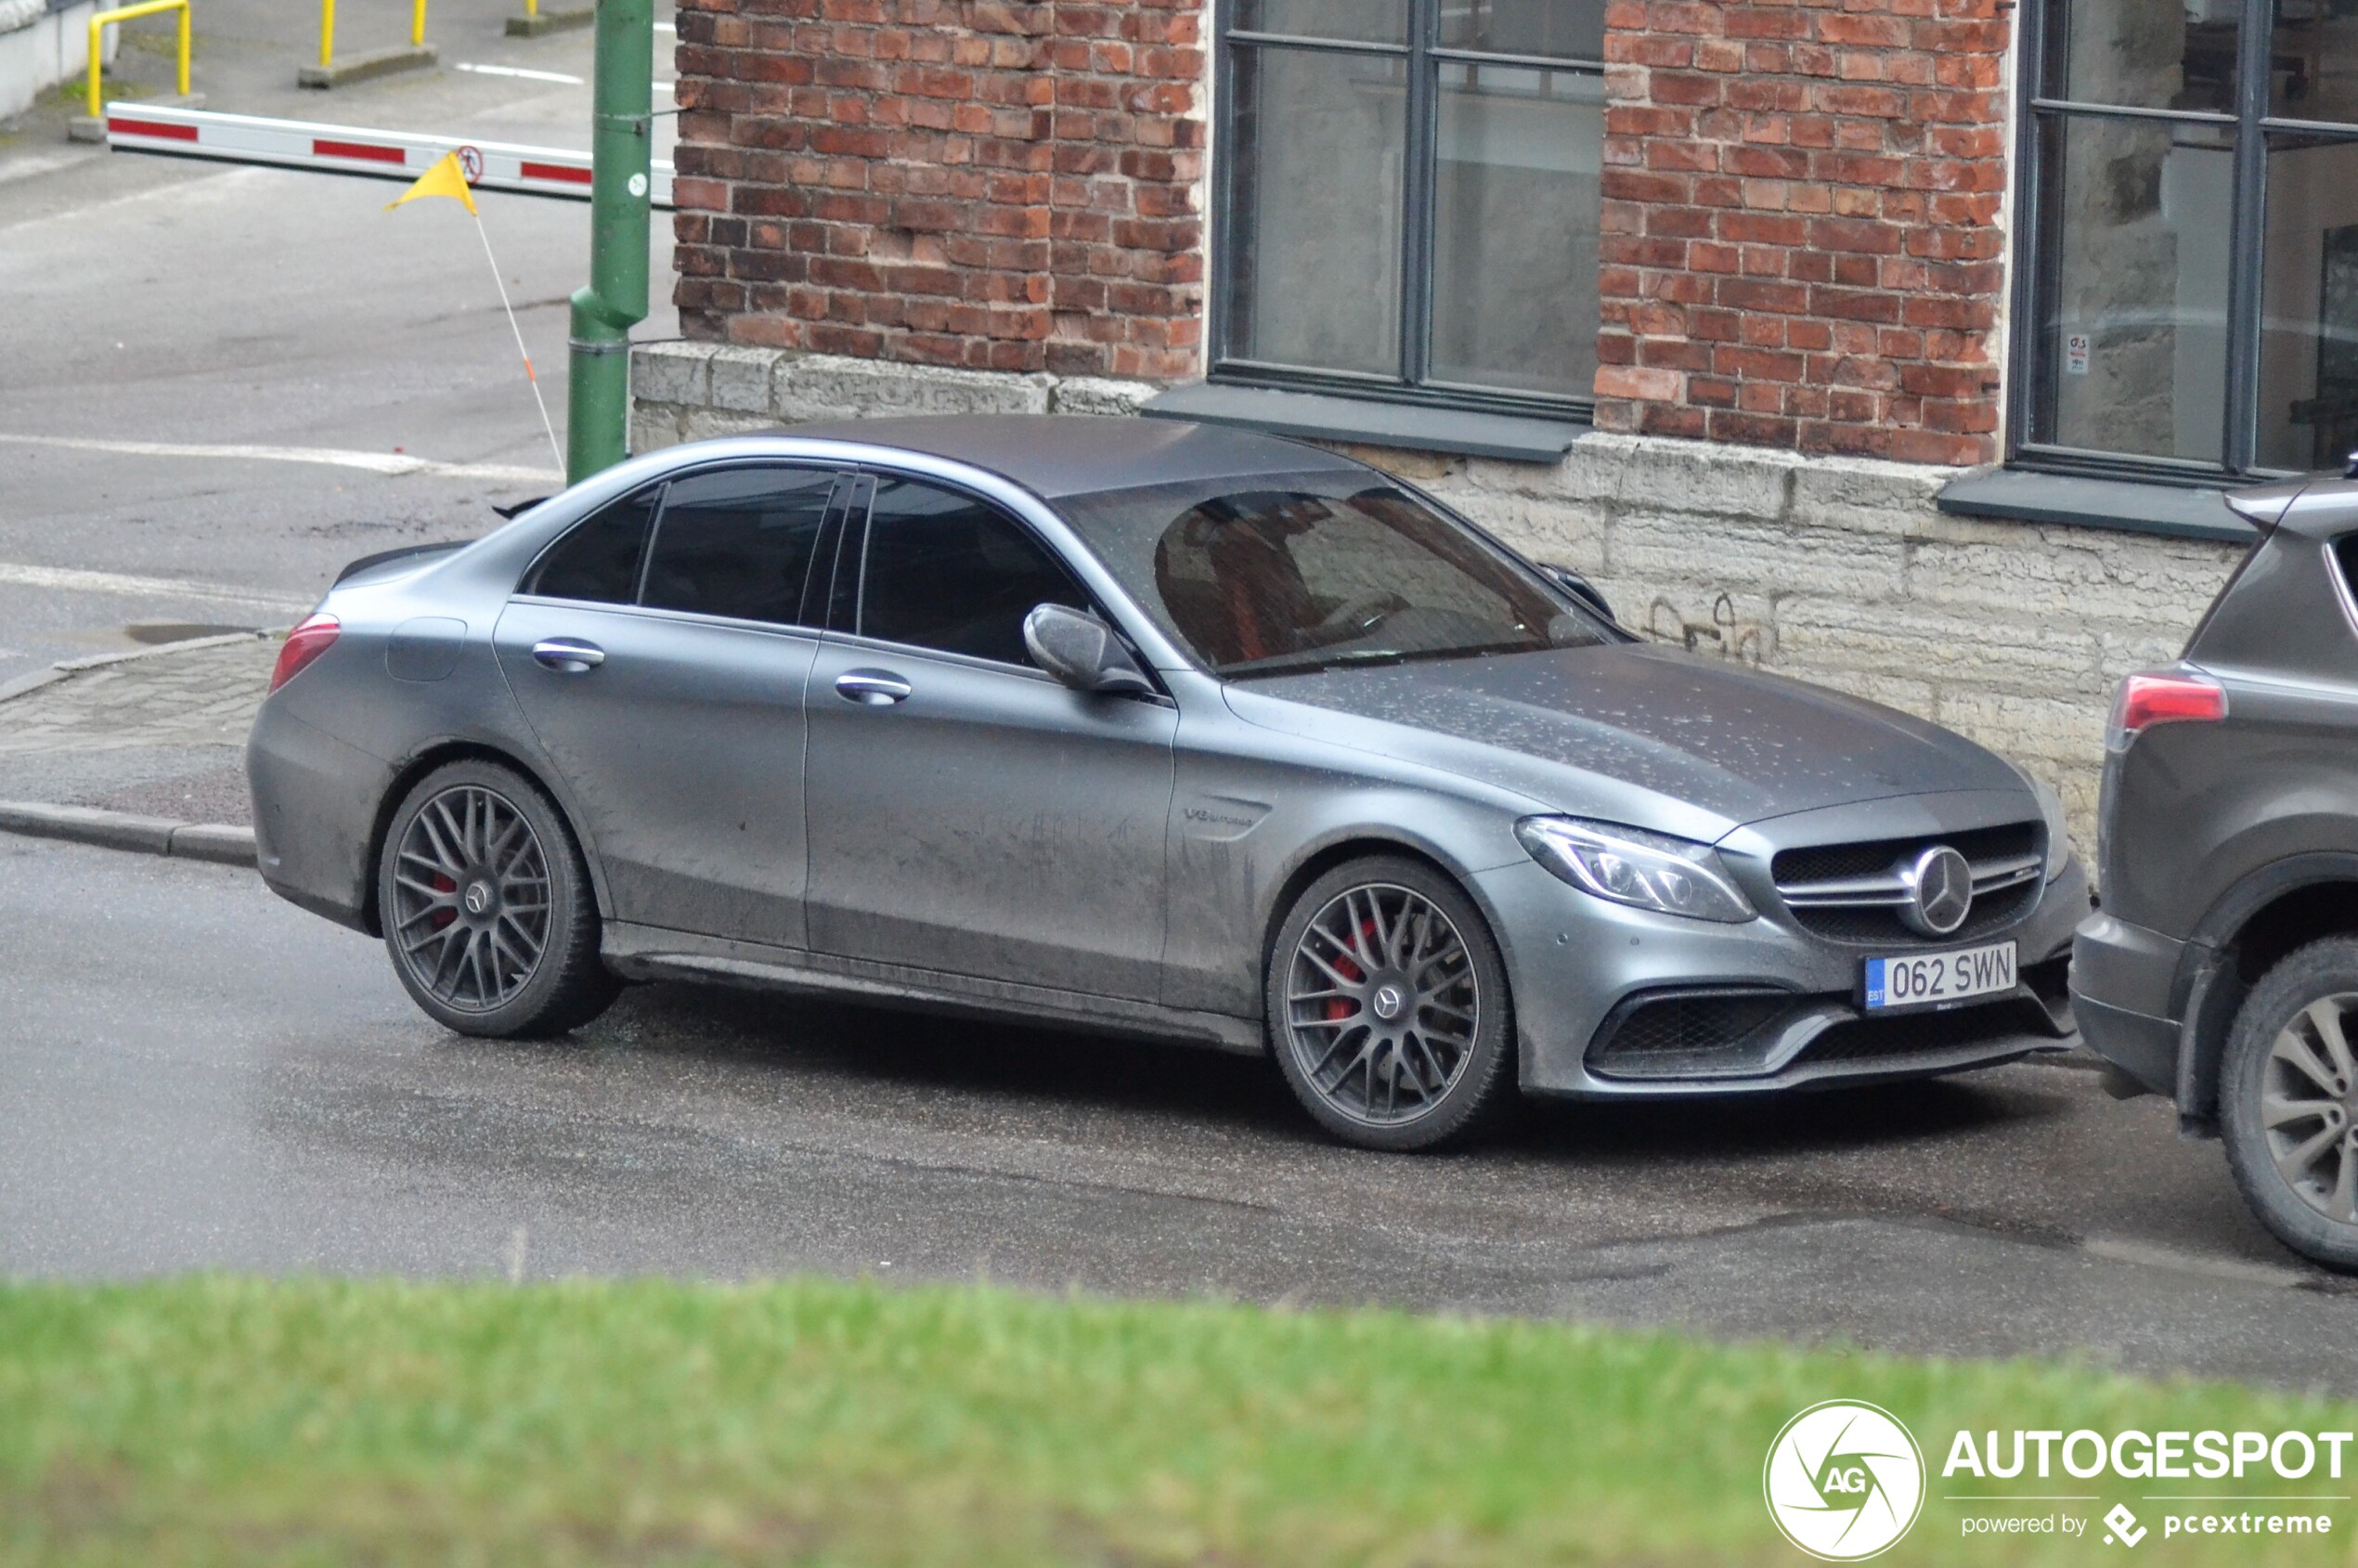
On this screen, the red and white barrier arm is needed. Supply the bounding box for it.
[101,103,675,208]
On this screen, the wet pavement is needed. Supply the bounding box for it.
[8,832,2358,1393]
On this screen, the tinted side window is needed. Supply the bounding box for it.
[860,478,1088,665]
[640,467,838,627]
[525,487,658,603]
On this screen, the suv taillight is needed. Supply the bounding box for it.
[2107,668,2226,751]
[269,614,340,693]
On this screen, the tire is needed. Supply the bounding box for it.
[2221,936,2358,1271]
[376,758,618,1038]
[1265,855,1517,1151]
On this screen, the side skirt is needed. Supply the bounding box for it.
[602,922,1267,1055]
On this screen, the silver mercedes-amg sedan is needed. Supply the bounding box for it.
[250,415,2086,1149]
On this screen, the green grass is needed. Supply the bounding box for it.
[3,1276,2355,1565]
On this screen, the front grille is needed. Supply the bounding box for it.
[1795,994,2053,1067]
[1772,822,2044,946]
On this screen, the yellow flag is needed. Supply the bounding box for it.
[384,150,478,215]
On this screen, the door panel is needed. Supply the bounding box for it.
[490,463,843,947]
[803,637,1177,998]
[495,602,821,946]
[800,473,1177,1001]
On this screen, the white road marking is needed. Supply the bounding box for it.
[0,433,559,484]
[0,563,312,610]
[456,61,587,84]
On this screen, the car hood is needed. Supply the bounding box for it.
[1224,642,2026,839]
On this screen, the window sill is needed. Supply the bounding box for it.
[1936,467,2256,543]
[1139,380,1588,464]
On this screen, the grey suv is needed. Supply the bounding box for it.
[2076,473,2358,1268]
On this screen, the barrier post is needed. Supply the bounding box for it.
[318,0,333,67]
[84,0,193,122]
[409,0,425,48]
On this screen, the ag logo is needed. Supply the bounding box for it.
[1764,1401,1924,1560]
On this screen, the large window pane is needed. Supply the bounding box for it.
[860,479,1089,666]
[641,467,836,626]
[2259,135,2358,470]
[2035,114,2234,462]
[2271,0,2358,123]
[1429,63,1600,397]
[1224,46,1407,377]
[1437,0,1603,59]
[2045,0,2237,114]
[1234,0,1406,44]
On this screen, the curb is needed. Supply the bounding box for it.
[0,801,256,867]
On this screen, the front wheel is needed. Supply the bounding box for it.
[2221,937,2358,1271]
[1265,856,1517,1151]
[378,759,618,1038]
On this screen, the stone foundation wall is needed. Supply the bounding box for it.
[630,341,2248,858]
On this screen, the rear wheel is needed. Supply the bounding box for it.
[1266,855,1516,1151]
[2221,937,2358,1271]
[378,759,617,1037]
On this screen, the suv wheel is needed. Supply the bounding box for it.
[1265,856,1517,1151]
[378,759,619,1038]
[2222,937,2358,1271]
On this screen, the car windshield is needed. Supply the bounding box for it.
[1053,473,1607,679]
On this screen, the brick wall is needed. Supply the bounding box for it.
[671,0,1205,378]
[1591,0,2012,463]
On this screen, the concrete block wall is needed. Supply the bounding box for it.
[0,0,111,120]
[631,340,2247,858]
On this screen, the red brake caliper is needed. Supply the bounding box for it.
[431,873,457,928]
[1324,917,1382,1021]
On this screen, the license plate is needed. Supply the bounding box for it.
[1862,940,2017,1011]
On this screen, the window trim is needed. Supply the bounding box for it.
[2008,0,2358,481]
[1207,0,1603,423]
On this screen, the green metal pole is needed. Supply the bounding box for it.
[565,0,653,484]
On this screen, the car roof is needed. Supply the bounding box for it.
[777,413,1368,500]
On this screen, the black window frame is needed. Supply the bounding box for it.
[1207,0,1605,423]
[2010,0,2358,483]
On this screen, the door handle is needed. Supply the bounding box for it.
[532,638,605,674]
[835,668,911,706]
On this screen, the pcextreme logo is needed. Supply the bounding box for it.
[1765,1401,1927,1561]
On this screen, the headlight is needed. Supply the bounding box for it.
[1515,816,1756,923]
[2019,771,2072,882]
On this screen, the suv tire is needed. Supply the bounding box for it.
[2221,936,2358,1271]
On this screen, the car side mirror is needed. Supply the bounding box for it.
[1023,603,1155,696]
[1540,563,1618,628]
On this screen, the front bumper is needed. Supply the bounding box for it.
[1479,853,2090,1099]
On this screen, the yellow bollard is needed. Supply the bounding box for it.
[85,0,192,120]
[410,0,426,47]
[318,0,333,67]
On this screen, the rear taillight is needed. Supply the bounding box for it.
[2107,668,2226,751]
[269,614,340,693]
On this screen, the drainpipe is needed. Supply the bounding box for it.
[564,0,654,484]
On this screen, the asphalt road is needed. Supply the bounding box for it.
[9,833,2358,1393]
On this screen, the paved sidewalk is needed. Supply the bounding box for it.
[0,634,277,823]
